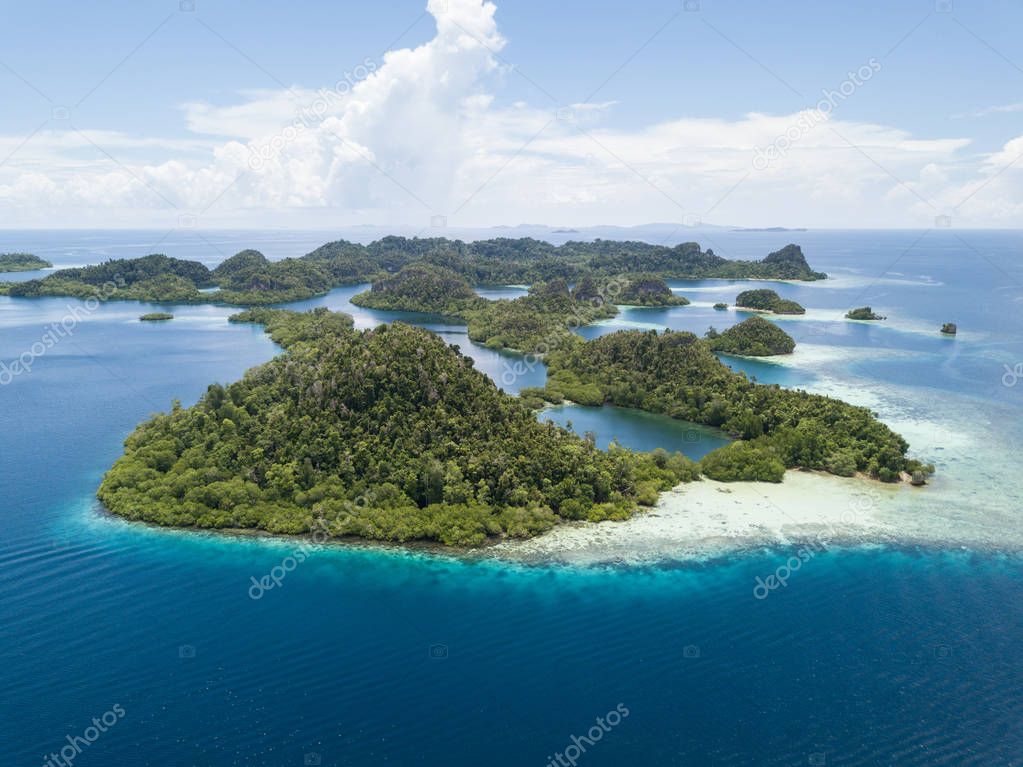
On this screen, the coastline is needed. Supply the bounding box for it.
[88,465,1018,568]
[59,257,1019,568]
[488,471,908,564]
[492,474,1023,566]
[0,272,824,306]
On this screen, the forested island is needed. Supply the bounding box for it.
[99,309,696,546]
[573,273,689,307]
[465,280,618,352]
[349,263,480,315]
[538,329,931,483]
[99,307,930,547]
[705,316,796,356]
[735,288,806,315]
[0,237,824,305]
[351,265,619,353]
[0,254,212,302]
[846,306,885,320]
[0,253,51,272]
[5,229,941,551]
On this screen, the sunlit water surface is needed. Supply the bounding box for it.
[2,229,1022,764]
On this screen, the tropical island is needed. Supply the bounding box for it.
[349,263,481,315]
[0,254,212,302]
[846,306,885,320]
[735,288,806,315]
[98,307,931,548]
[537,329,931,483]
[99,309,696,546]
[573,273,689,307]
[463,279,618,352]
[713,302,728,310]
[351,265,619,353]
[352,265,697,352]
[705,316,796,356]
[0,253,52,272]
[140,312,174,322]
[0,237,825,305]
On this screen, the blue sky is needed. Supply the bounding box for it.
[1,0,1021,228]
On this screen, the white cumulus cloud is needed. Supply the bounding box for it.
[0,0,1019,229]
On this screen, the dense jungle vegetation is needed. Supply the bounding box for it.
[352,267,619,353]
[734,288,806,315]
[572,273,689,306]
[0,253,51,272]
[0,237,825,303]
[845,306,885,320]
[541,329,932,483]
[705,316,796,356]
[98,310,697,546]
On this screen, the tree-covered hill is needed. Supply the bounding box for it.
[0,237,826,302]
[845,306,885,320]
[352,266,618,353]
[98,310,696,546]
[563,240,825,280]
[463,280,618,352]
[350,263,482,315]
[213,252,334,304]
[761,244,817,275]
[3,249,336,305]
[4,254,211,302]
[543,329,931,482]
[0,253,51,272]
[51,253,210,287]
[735,288,806,315]
[573,273,689,306]
[706,316,796,356]
[211,249,271,282]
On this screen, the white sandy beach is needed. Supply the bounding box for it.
[492,467,1022,565]
[490,471,904,564]
[495,339,1023,565]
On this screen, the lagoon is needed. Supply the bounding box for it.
[539,403,731,459]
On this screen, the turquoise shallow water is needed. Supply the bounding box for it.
[2,229,1023,764]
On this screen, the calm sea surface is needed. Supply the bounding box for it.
[2,229,1022,764]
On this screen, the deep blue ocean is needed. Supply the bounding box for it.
[2,229,1022,765]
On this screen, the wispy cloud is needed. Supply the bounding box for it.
[953,102,1023,119]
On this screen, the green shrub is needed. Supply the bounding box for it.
[700,442,786,482]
